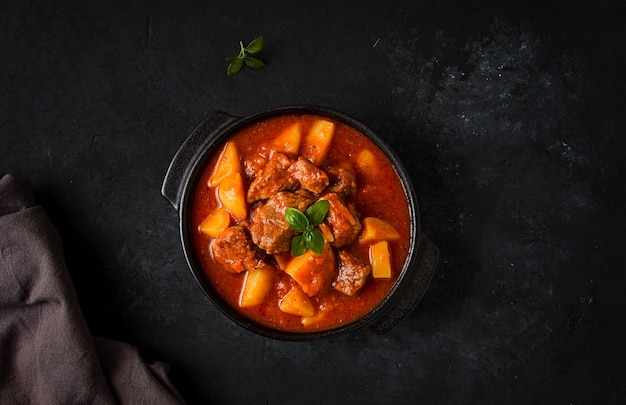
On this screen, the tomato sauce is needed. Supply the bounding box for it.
[190,114,411,332]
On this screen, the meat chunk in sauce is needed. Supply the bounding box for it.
[247,153,297,203]
[287,157,329,194]
[324,164,357,197]
[249,189,315,254]
[333,250,371,296]
[243,154,267,179]
[212,225,265,273]
[319,193,361,248]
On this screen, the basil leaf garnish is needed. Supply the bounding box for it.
[306,200,330,227]
[227,58,244,75]
[245,36,264,54]
[308,230,325,254]
[244,56,266,68]
[285,200,331,256]
[291,235,307,257]
[226,36,266,75]
[285,208,308,233]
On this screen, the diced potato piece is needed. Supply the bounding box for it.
[301,310,325,327]
[302,119,335,165]
[273,252,291,271]
[208,141,241,188]
[239,265,274,308]
[355,149,379,177]
[271,122,302,156]
[217,172,247,221]
[301,302,333,327]
[279,286,315,317]
[283,243,336,296]
[358,217,401,244]
[198,207,231,237]
[370,241,392,278]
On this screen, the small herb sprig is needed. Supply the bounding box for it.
[226,36,266,75]
[285,200,330,256]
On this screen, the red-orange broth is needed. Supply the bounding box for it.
[190,114,411,332]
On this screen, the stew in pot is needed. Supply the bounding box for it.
[190,114,411,332]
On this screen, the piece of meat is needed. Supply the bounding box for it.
[287,157,329,194]
[247,153,297,203]
[333,250,371,296]
[248,189,315,254]
[324,163,357,197]
[243,154,267,180]
[212,225,265,273]
[319,193,361,247]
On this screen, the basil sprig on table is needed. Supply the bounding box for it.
[226,36,266,75]
[285,200,330,256]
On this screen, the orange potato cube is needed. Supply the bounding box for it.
[271,122,302,157]
[300,310,325,327]
[279,286,315,317]
[301,302,334,327]
[217,172,247,221]
[273,252,291,271]
[358,217,401,244]
[284,243,336,296]
[302,119,335,165]
[355,149,379,177]
[239,265,274,308]
[370,241,392,279]
[198,207,231,237]
[208,141,242,188]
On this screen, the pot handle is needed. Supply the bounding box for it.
[370,233,439,335]
[161,110,237,210]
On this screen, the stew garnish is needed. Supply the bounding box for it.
[285,199,330,256]
[226,36,266,75]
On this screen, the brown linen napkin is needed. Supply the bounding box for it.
[0,174,184,404]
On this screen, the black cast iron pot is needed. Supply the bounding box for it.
[161,105,439,340]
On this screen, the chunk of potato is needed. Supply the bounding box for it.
[279,285,315,317]
[358,217,401,244]
[217,172,247,221]
[271,122,302,157]
[301,302,333,327]
[273,252,291,271]
[208,141,241,188]
[239,265,274,308]
[302,119,335,165]
[283,243,336,296]
[369,241,392,278]
[355,149,379,177]
[198,207,231,237]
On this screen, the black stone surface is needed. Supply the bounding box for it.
[2,0,625,403]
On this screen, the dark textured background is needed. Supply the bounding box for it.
[2,0,625,403]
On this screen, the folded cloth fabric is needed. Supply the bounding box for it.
[0,174,184,404]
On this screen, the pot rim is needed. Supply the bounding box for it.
[177,105,422,340]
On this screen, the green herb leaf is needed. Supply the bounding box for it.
[226,36,266,75]
[306,200,330,227]
[285,208,309,233]
[227,58,244,75]
[291,235,307,257]
[244,56,266,69]
[245,36,264,54]
[308,230,325,254]
[286,201,330,256]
